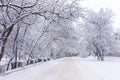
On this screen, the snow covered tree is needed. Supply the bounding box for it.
[0,0,83,62]
[0,0,39,61]
[83,8,114,61]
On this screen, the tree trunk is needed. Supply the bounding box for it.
[93,43,104,61]
[0,24,14,61]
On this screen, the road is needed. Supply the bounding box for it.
[1,57,104,80]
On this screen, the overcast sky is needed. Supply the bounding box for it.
[81,0,120,30]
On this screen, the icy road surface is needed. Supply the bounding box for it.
[1,57,103,80]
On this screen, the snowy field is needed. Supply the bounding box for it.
[0,57,120,80]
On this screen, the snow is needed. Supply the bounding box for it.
[80,57,120,80]
[0,58,9,65]
[0,57,120,80]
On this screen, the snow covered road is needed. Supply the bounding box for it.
[37,58,103,80]
[0,57,103,80]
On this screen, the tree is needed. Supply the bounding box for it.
[0,0,39,61]
[83,8,114,61]
[0,0,83,62]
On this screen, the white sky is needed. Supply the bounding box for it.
[81,0,120,30]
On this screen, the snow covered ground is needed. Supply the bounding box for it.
[0,57,120,80]
[80,57,120,80]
